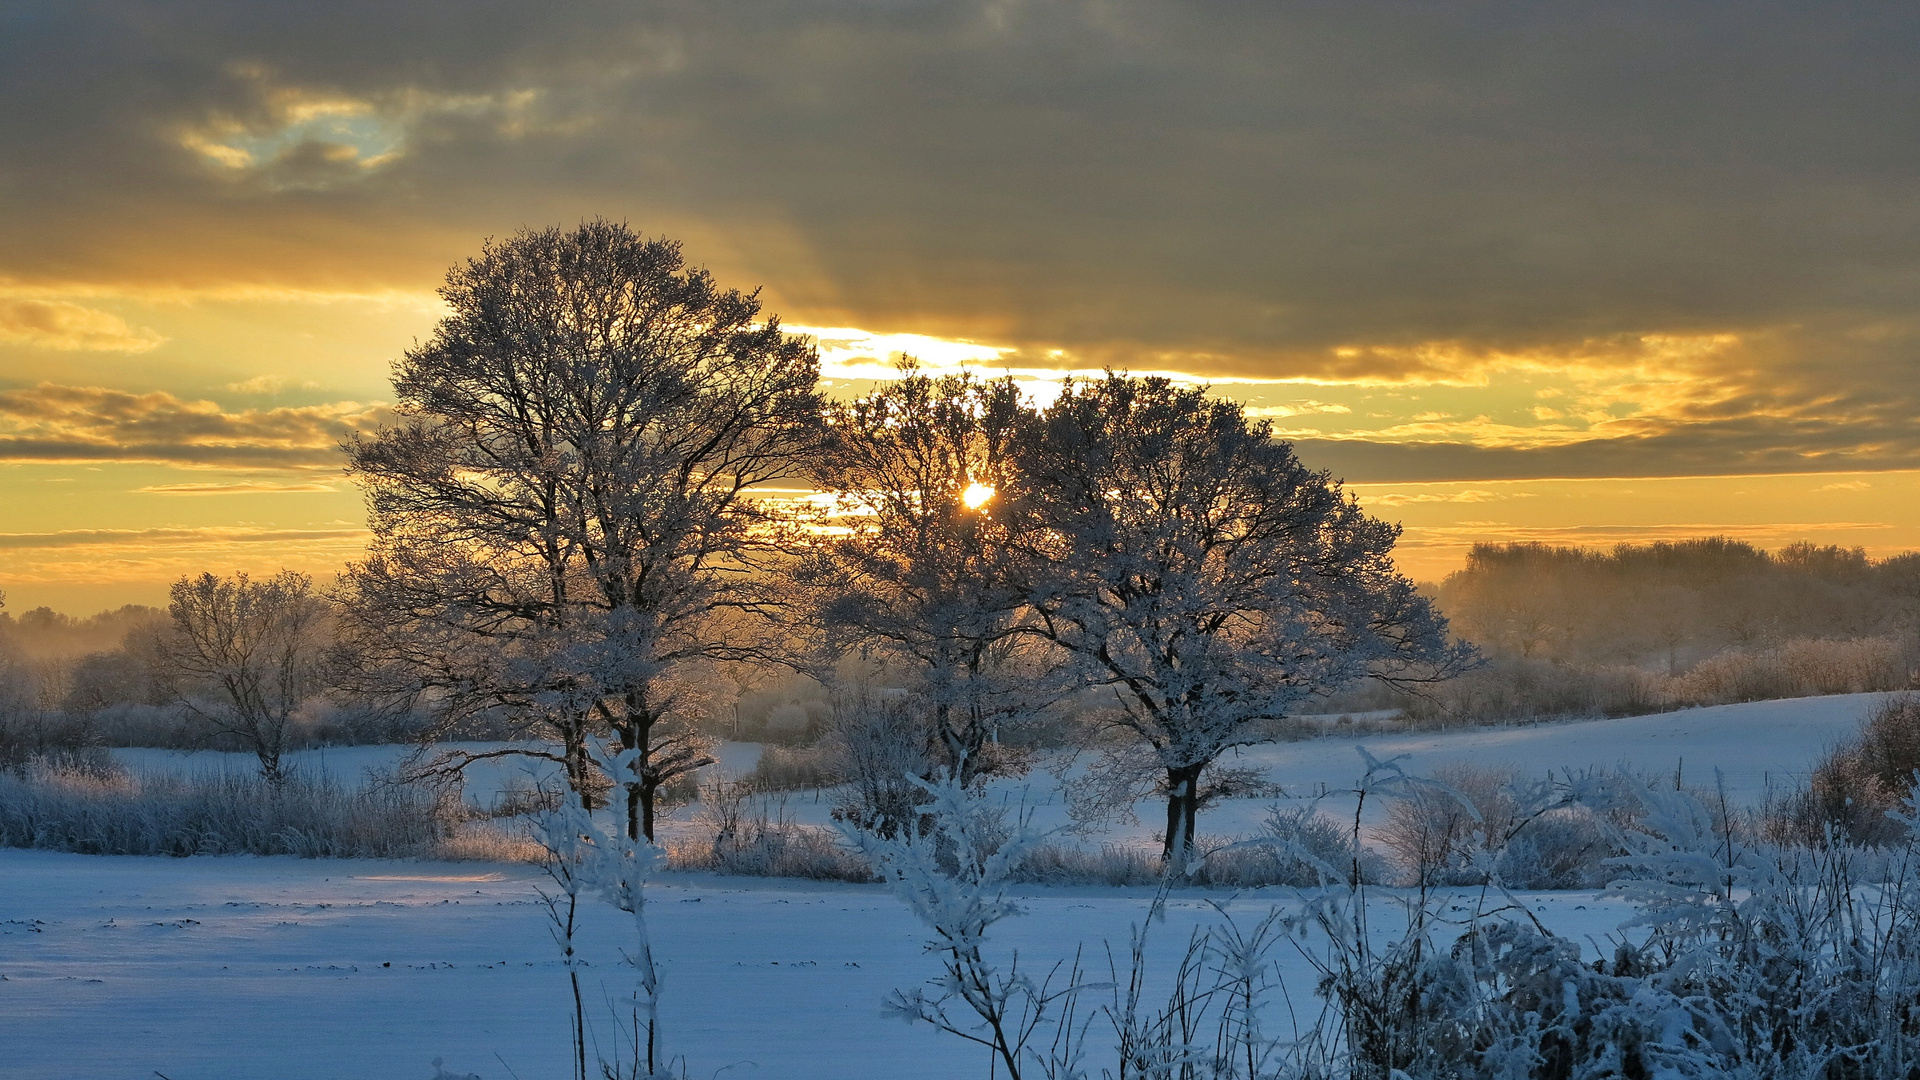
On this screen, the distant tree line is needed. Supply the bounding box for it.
[1437,537,1920,672]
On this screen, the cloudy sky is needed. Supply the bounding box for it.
[2,1,1917,611]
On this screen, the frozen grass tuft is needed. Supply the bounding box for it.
[1009,841,1165,886]
[0,756,529,859]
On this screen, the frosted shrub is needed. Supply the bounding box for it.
[669,778,874,881]
[1398,656,1661,725]
[1669,635,1913,705]
[742,743,842,791]
[1379,763,1612,889]
[826,689,939,838]
[1575,772,1920,1079]
[1379,763,1516,886]
[1207,803,1385,888]
[1007,806,1380,889]
[1009,841,1166,886]
[1786,693,1920,846]
[1315,766,1920,1078]
[1492,806,1611,889]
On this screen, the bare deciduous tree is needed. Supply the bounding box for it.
[156,570,327,783]
[1008,375,1473,861]
[790,367,1058,792]
[338,221,820,840]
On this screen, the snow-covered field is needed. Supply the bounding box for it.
[0,849,1634,1080]
[12,692,1888,1077]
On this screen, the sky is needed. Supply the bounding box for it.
[2,1,1918,613]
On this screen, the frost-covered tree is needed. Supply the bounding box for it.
[1008,375,1471,861]
[789,367,1057,791]
[339,221,820,840]
[155,570,327,783]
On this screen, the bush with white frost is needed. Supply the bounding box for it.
[1379,762,1613,890]
[857,748,1920,1079]
[666,776,874,882]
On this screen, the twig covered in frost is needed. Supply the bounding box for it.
[533,797,590,1080]
[537,739,677,1080]
[845,767,1101,1080]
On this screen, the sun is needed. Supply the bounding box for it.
[961,482,995,509]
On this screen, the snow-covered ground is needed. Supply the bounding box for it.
[111,691,1898,847]
[11,693,1897,1077]
[0,848,1633,1080]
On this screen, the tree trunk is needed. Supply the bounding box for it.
[256,741,285,786]
[619,695,655,842]
[563,727,593,812]
[935,701,972,787]
[1162,762,1204,866]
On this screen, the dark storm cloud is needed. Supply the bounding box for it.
[1,1,1916,477]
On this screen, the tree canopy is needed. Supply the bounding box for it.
[1008,375,1471,859]
[340,220,821,838]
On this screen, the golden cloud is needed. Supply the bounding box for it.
[1244,401,1353,419]
[0,384,389,470]
[0,298,165,352]
[1359,488,1533,508]
[136,481,339,495]
[0,526,368,550]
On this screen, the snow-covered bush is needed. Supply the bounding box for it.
[1378,762,1513,885]
[742,743,843,791]
[1194,803,1387,888]
[668,778,875,881]
[1574,772,1920,1079]
[1380,762,1612,888]
[1298,762,1920,1078]
[1790,692,1920,846]
[1667,634,1914,705]
[1259,803,1387,886]
[1007,804,1381,889]
[825,688,939,838]
[1394,655,1663,725]
[1008,840,1165,886]
[1492,805,1611,889]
